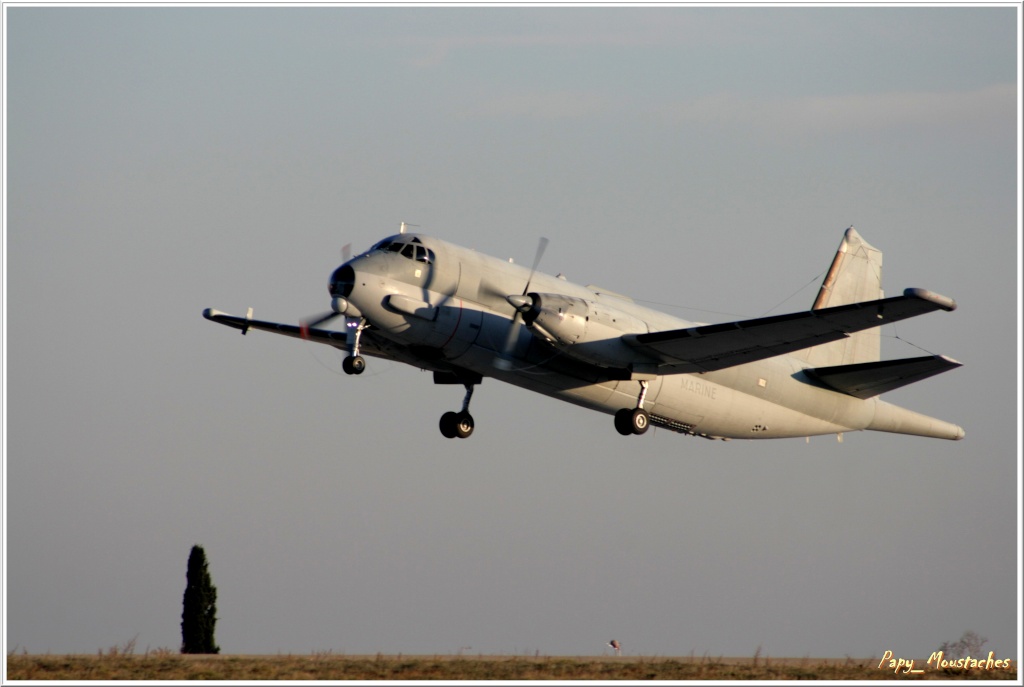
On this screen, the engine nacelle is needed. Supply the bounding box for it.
[522,293,649,369]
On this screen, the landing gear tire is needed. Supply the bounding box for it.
[615,408,650,435]
[454,411,474,439]
[630,408,650,435]
[440,411,475,439]
[440,411,459,438]
[614,408,634,436]
[342,355,366,375]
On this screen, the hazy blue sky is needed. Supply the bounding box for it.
[4,6,1020,662]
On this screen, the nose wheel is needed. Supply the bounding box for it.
[614,381,650,435]
[440,383,476,439]
[341,318,368,375]
[342,355,365,375]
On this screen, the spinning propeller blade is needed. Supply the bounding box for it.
[299,311,342,340]
[523,237,549,297]
[301,240,359,339]
[494,237,548,370]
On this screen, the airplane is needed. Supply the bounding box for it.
[203,225,964,442]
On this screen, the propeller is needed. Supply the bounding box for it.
[299,310,342,340]
[494,237,548,370]
[300,241,356,339]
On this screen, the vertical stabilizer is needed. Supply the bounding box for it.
[797,227,884,366]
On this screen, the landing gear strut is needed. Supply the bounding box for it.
[342,318,368,375]
[440,384,475,439]
[614,380,650,436]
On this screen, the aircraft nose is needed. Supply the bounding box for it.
[329,264,355,298]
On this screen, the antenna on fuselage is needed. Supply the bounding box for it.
[399,221,420,234]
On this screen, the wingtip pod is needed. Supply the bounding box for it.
[202,308,253,334]
[903,288,957,311]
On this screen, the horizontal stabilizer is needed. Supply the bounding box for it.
[806,354,962,399]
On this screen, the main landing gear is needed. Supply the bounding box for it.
[342,318,368,376]
[440,383,475,439]
[614,380,650,436]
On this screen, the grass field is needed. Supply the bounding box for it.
[6,651,1018,680]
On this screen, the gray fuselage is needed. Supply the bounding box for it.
[332,233,961,441]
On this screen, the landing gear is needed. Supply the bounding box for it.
[615,408,650,435]
[440,411,474,439]
[342,355,365,375]
[342,318,368,375]
[440,383,476,439]
[614,380,650,436]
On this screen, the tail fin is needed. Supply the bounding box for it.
[797,227,884,367]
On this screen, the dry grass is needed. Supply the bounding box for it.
[6,651,1019,680]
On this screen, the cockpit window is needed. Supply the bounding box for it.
[374,238,435,264]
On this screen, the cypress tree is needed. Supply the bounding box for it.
[180,544,220,654]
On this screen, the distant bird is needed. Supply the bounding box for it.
[609,639,621,656]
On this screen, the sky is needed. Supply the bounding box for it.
[4,5,1021,663]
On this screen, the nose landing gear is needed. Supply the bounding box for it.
[342,318,368,375]
[440,383,476,439]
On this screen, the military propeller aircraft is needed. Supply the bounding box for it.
[204,225,964,442]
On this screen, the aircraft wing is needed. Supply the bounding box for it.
[202,308,350,346]
[623,288,956,374]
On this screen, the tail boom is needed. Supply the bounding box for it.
[867,400,965,440]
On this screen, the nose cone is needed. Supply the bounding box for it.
[506,294,532,312]
[329,264,355,298]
